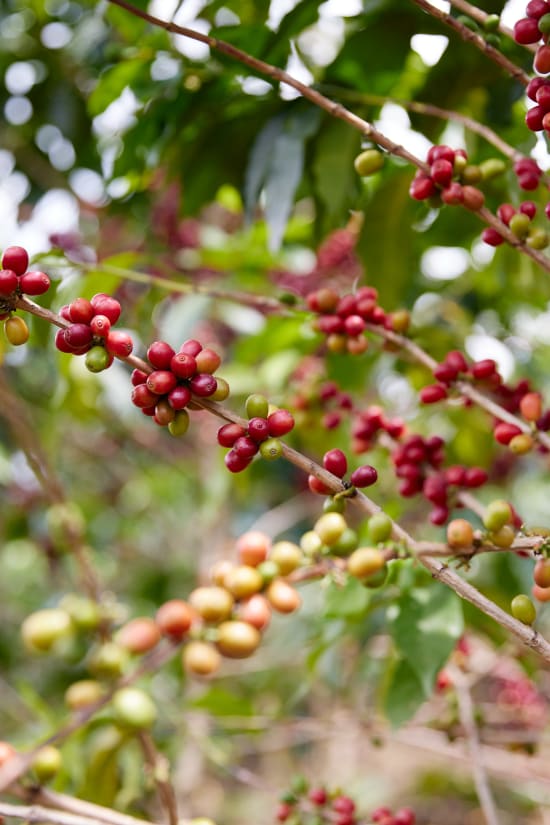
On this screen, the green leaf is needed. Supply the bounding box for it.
[312,118,361,232]
[324,576,370,618]
[190,687,254,717]
[384,658,426,728]
[388,582,463,695]
[88,60,150,116]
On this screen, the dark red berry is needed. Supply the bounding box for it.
[188,373,217,397]
[481,228,504,247]
[520,201,537,219]
[167,384,192,409]
[308,787,327,806]
[494,421,522,445]
[0,270,18,295]
[105,330,133,357]
[344,314,366,336]
[409,174,436,200]
[171,352,197,379]
[527,0,549,17]
[336,294,357,317]
[434,362,458,383]
[90,314,111,337]
[90,293,121,324]
[132,384,160,408]
[20,271,50,295]
[267,409,294,437]
[55,328,76,353]
[308,474,331,495]
[372,808,393,822]
[514,16,542,42]
[394,808,416,825]
[427,144,455,164]
[59,305,72,321]
[323,449,348,478]
[248,417,270,442]
[180,339,202,357]
[423,475,448,505]
[441,182,463,205]
[471,358,497,379]
[445,350,468,372]
[430,158,453,186]
[445,465,466,485]
[64,323,93,349]
[69,298,94,325]
[1,246,28,275]
[464,467,488,488]
[147,340,175,369]
[332,796,355,814]
[350,465,378,487]
[131,369,148,386]
[147,370,178,396]
[224,450,252,473]
[526,106,545,132]
[233,436,259,458]
[420,384,448,403]
[528,77,549,101]
[217,423,247,447]
[430,505,449,525]
[318,315,344,335]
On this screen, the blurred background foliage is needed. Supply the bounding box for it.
[1,0,550,822]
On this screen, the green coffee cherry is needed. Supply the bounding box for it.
[479,158,506,180]
[246,394,269,419]
[538,12,550,34]
[527,228,549,250]
[511,594,536,625]
[483,499,512,532]
[22,608,73,652]
[483,13,500,31]
[32,746,63,782]
[168,409,190,437]
[112,687,157,729]
[367,512,393,543]
[354,149,384,176]
[331,527,359,557]
[323,496,345,514]
[85,345,110,373]
[60,594,101,632]
[509,213,531,239]
[259,437,282,460]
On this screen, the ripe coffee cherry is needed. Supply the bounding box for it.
[90,314,111,337]
[183,640,221,676]
[308,474,332,495]
[431,158,454,186]
[154,399,176,426]
[394,809,416,825]
[534,558,550,588]
[481,228,504,246]
[216,620,261,658]
[354,148,384,176]
[323,448,348,477]
[64,323,93,350]
[471,358,497,379]
[372,808,393,822]
[441,182,464,205]
[117,617,161,654]
[527,0,549,17]
[237,531,271,566]
[267,409,294,437]
[494,422,522,445]
[514,16,542,42]
[156,599,194,639]
[189,373,217,397]
[147,340,175,369]
[20,270,50,295]
[105,330,133,357]
[195,347,221,374]
[309,787,328,805]
[234,436,259,458]
[239,594,271,630]
[85,345,112,373]
[464,467,488,487]
[535,43,550,73]
[5,315,29,345]
[91,293,121,324]
[69,298,94,324]
[131,369,147,386]
[248,417,270,442]
[147,370,178,395]
[168,384,192,410]
[32,745,62,782]
[180,338,202,356]
[225,450,252,473]
[348,547,385,579]
[350,464,378,487]
[218,423,247,447]
[511,594,536,625]
[0,269,18,295]
[266,579,301,613]
[333,796,355,814]
[420,384,448,403]
[132,384,160,408]
[447,518,474,549]
[409,174,436,200]
[112,687,157,729]
[2,245,28,275]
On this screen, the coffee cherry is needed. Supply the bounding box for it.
[257,559,280,584]
[308,474,332,495]
[394,809,416,825]
[91,293,121,324]
[89,314,111,337]
[170,351,197,379]
[132,384,160,408]
[68,297,93,325]
[314,512,347,545]
[481,228,504,246]
[350,465,378,487]
[462,185,485,210]
[266,579,301,613]
[520,392,542,421]
[117,617,161,654]
[32,746,62,782]
[309,787,328,805]
[270,541,302,574]
[0,742,17,767]
[534,558,550,588]
[533,583,550,602]
[0,269,18,295]
[232,438,258,460]
[147,370,178,396]
[245,393,269,419]
[367,512,393,543]
[167,410,190,437]
[259,437,282,460]
[154,399,176,426]
[112,687,157,729]
[183,640,221,676]
[490,525,515,548]
[509,213,531,239]
[237,531,271,566]
[527,228,549,249]
[89,641,129,678]
[20,270,51,295]
[348,547,385,579]
[64,323,93,351]
[509,433,534,454]
[535,43,550,73]
[189,373,217,397]
[514,16,542,42]
[216,620,261,658]
[225,450,252,473]
[333,796,355,815]
[248,417,270,442]
[483,500,512,532]
[180,338,202,356]
[65,679,104,710]
[5,315,29,345]
[155,599,194,639]
[85,345,112,373]
[225,565,264,599]
[195,348,221,374]
[21,608,73,652]
[267,409,294,437]
[276,802,293,822]
[210,377,230,401]
[2,245,28,275]
[354,148,384,176]
[60,593,101,631]
[494,422,522,445]
[218,423,247,447]
[527,0,549,17]
[189,586,234,622]
[420,384,448,403]
[323,449,348,478]
[168,385,192,410]
[511,594,536,625]
[239,594,272,630]
[447,518,474,549]
[372,807,393,822]
[471,359,497,379]
[105,330,133,357]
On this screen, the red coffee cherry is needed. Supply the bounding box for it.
[55,328,77,353]
[394,809,416,825]
[471,358,497,379]
[65,323,93,349]
[267,409,294,437]
[441,182,463,205]
[132,384,160,408]
[131,369,148,386]
[217,423,247,447]
[481,228,504,246]
[90,293,121,324]
[462,186,485,210]
[309,787,328,805]
[528,76,549,101]
[464,467,488,487]
[147,340,175,369]
[428,144,455,164]
[430,505,449,525]
[1,246,28,275]
[189,373,217,397]
[535,43,550,73]
[332,796,355,814]
[233,436,259,458]
[117,617,161,654]
[308,474,332,495]
[195,347,221,374]
[0,270,18,295]
[224,450,252,473]
[409,174,436,200]
[494,422,522,445]
[167,384,192,410]
[170,352,197,379]
[180,338,202,356]
[323,449,348,477]
[248,417,270,442]
[514,16,542,42]
[350,464,378,487]
[69,298,94,325]
[90,314,111,337]
[527,0,549,18]
[155,600,194,639]
[420,384,448,403]
[372,808,393,822]
[146,370,178,396]
[430,158,453,186]
[20,271,50,295]
[105,330,133,357]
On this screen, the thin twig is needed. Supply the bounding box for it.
[137,733,179,825]
[0,802,132,825]
[448,0,536,53]
[11,785,156,825]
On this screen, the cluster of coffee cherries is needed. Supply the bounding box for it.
[55,293,131,370]
[531,553,550,602]
[306,285,410,355]
[409,144,489,210]
[493,669,547,729]
[1,245,51,346]
[514,0,550,73]
[275,778,415,825]
[351,405,405,454]
[217,393,294,473]
[482,200,548,249]
[131,339,229,436]
[291,375,353,432]
[446,499,519,553]
[307,448,378,495]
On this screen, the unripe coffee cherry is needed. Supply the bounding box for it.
[509,213,531,239]
[89,642,129,679]
[224,565,264,599]
[266,579,301,613]
[183,641,221,676]
[156,599,195,639]
[259,437,283,460]
[32,746,62,782]
[269,541,302,575]
[5,315,29,345]
[210,377,230,401]
[509,433,534,454]
[168,409,190,437]
[446,518,474,549]
[245,393,269,419]
[85,345,111,373]
[195,348,221,374]
[314,512,347,545]
[511,594,536,625]
[112,687,157,729]
[520,392,542,421]
[354,148,384,176]
[483,499,512,531]
[20,270,50,295]
[490,525,515,548]
[189,586,234,623]
[2,245,28,275]
[21,608,73,652]
[65,679,104,710]
[117,617,161,654]
[237,531,271,566]
[534,558,550,588]
[154,399,176,426]
[347,547,385,579]
[367,512,393,543]
[216,620,261,658]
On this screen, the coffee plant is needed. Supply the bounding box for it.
[4,0,550,822]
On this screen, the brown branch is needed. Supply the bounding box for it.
[137,733,178,825]
[10,786,156,825]
[0,802,123,825]
[410,0,530,85]
[448,0,536,53]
